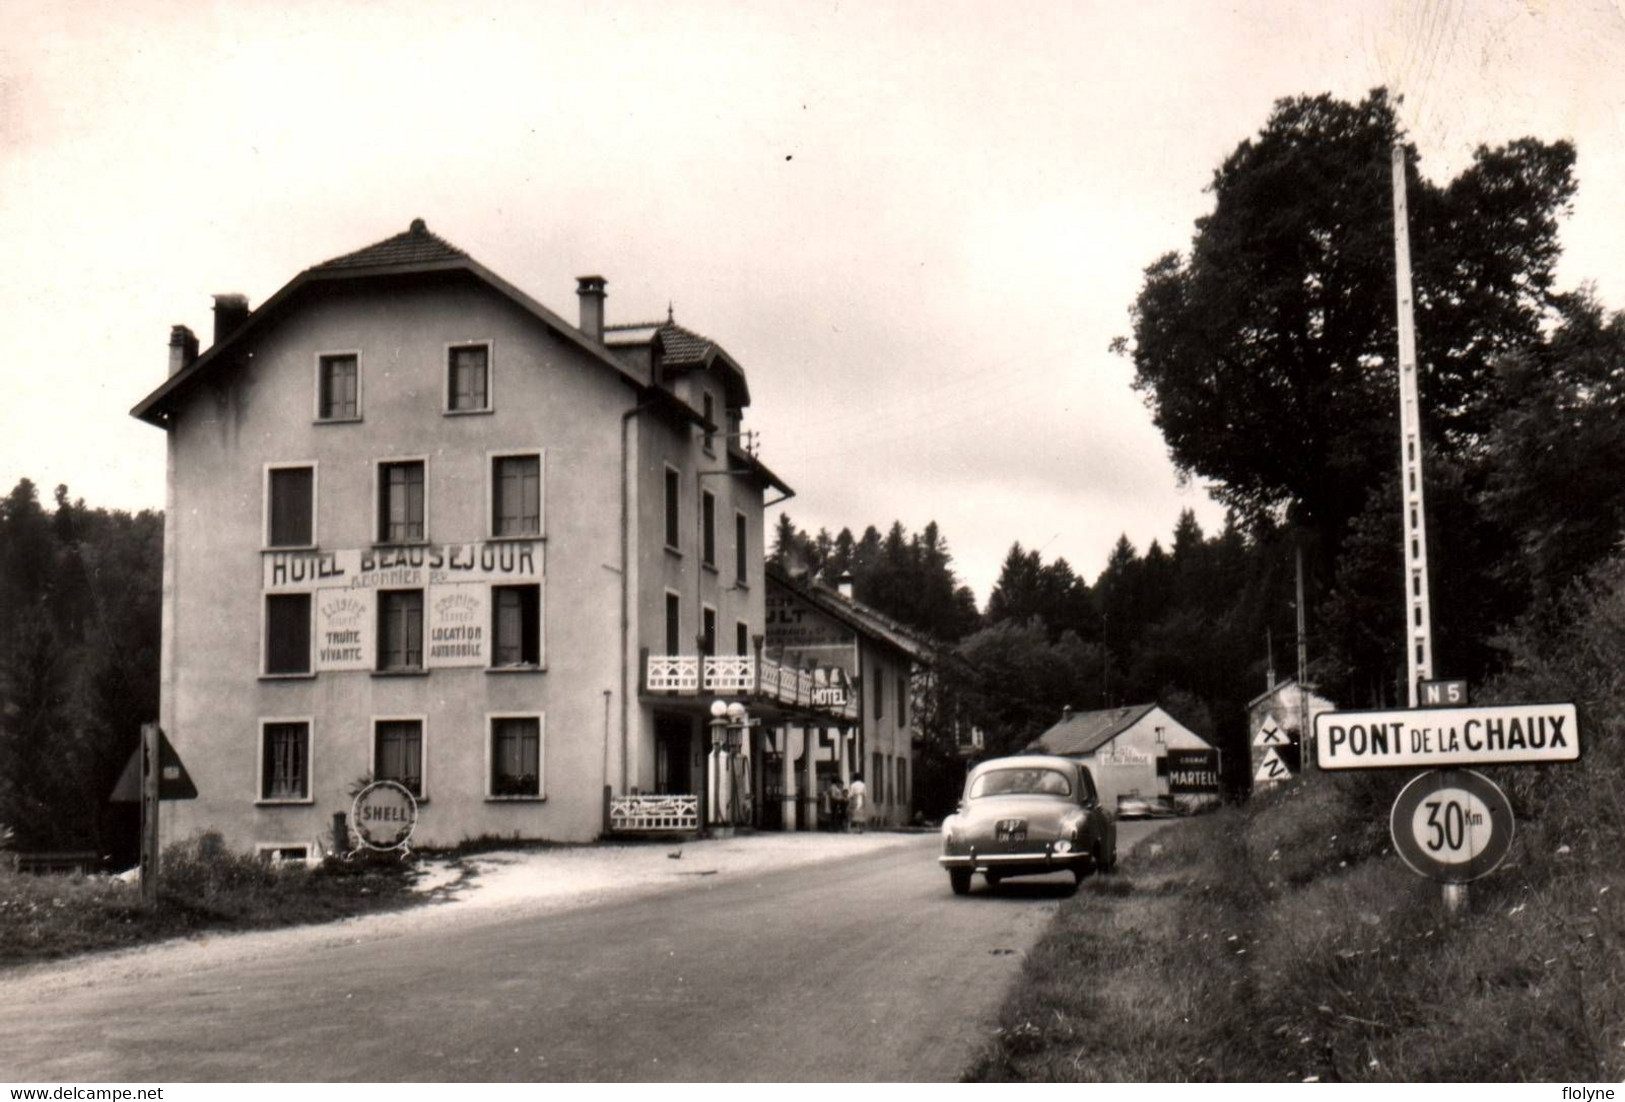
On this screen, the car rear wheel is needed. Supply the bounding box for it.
[948,868,972,895]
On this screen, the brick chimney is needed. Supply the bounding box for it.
[576,276,607,342]
[212,294,250,345]
[1063,705,1074,723]
[168,325,199,377]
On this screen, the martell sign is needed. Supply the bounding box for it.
[1314,701,1580,770]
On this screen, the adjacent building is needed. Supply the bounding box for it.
[132,219,805,854]
[1029,703,1219,811]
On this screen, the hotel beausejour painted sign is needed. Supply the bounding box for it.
[1314,701,1580,770]
[266,543,540,672]
[264,542,542,591]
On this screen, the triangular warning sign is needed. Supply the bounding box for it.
[1254,747,1293,782]
[1254,724,1290,747]
[111,728,198,802]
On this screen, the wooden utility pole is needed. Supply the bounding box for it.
[1391,144,1435,706]
[1296,543,1309,765]
[140,721,160,908]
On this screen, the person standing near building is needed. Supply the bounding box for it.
[846,772,868,833]
[827,777,847,833]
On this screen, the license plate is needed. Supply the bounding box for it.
[996,819,1027,843]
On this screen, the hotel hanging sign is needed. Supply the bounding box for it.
[264,542,542,592]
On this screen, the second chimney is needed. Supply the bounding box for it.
[212,294,250,346]
[168,325,199,377]
[576,276,607,343]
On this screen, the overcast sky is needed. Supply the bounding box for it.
[4,0,1624,603]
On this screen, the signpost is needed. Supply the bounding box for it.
[110,724,196,908]
[1390,769,1515,913]
[1317,699,1579,916]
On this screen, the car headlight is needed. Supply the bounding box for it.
[1053,839,1072,854]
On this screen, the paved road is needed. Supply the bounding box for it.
[2,826,1164,1081]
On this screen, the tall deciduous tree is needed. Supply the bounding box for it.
[1119,89,1575,552]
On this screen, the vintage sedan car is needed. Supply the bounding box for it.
[939,755,1116,895]
[1117,794,1181,820]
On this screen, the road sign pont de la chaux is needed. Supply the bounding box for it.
[1314,701,1579,771]
[1389,769,1515,883]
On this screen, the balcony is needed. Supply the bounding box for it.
[642,652,858,721]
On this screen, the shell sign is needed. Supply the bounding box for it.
[351,780,419,852]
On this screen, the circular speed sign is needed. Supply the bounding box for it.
[1390,769,1514,883]
[351,780,419,852]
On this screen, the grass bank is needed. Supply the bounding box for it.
[0,831,423,968]
[968,777,1622,1082]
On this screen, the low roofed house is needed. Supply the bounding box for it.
[1029,703,1219,811]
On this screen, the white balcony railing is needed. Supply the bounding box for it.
[704,655,755,694]
[609,794,699,832]
[642,653,857,720]
[646,654,700,692]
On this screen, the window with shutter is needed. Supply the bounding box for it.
[377,590,423,670]
[491,585,540,667]
[318,355,359,420]
[379,461,425,543]
[265,594,311,675]
[374,719,423,797]
[267,466,314,547]
[492,455,541,537]
[490,716,542,797]
[447,344,490,412]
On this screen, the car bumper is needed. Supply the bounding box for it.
[939,848,1091,873]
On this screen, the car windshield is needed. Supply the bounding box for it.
[970,768,1072,799]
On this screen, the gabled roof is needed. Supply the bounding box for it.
[605,318,751,407]
[1246,678,1333,710]
[311,220,470,271]
[1029,703,1159,757]
[132,219,646,427]
[764,563,937,663]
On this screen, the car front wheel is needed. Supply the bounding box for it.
[1095,841,1116,874]
[948,868,972,895]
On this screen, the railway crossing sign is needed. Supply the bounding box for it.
[1389,769,1514,883]
[1254,723,1290,747]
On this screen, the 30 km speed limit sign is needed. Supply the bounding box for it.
[1390,769,1515,883]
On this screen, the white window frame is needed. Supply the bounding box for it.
[256,716,315,805]
[663,464,682,553]
[373,455,430,545]
[263,461,318,550]
[312,349,363,423]
[444,339,494,415]
[486,448,547,540]
[255,843,312,864]
[702,391,717,455]
[261,591,315,679]
[375,588,426,673]
[485,712,546,800]
[372,714,429,802]
[734,509,749,586]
